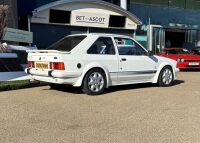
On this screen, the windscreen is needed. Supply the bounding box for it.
[167,49,189,54]
[47,36,86,51]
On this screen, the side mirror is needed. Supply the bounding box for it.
[148,51,154,56]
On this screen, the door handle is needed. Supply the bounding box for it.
[121,58,126,61]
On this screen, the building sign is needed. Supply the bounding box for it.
[71,11,109,28]
[3,28,33,43]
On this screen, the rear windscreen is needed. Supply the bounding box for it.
[47,36,86,51]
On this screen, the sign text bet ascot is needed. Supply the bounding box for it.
[76,16,106,24]
[71,12,109,28]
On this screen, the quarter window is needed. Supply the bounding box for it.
[114,38,147,55]
[87,37,115,55]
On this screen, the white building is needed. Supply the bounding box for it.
[29,0,141,48]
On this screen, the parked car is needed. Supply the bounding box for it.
[25,34,179,95]
[158,48,200,69]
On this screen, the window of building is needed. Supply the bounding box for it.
[113,0,120,6]
[130,0,168,6]
[109,15,126,28]
[102,0,120,6]
[130,0,200,9]
[186,0,200,9]
[102,0,112,2]
[168,0,185,8]
[114,38,147,55]
[87,37,115,55]
[49,9,71,24]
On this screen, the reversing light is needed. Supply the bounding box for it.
[50,62,65,70]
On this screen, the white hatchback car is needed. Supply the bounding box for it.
[26,34,179,95]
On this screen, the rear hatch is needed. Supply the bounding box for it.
[27,35,87,71]
[27,50,70,71]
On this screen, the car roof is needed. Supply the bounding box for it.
[47,33,137,50]
[66,33,132,38]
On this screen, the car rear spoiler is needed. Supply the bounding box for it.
[26,50,71,54]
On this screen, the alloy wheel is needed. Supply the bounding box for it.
[162,68,173,85]
[88,72,105,92]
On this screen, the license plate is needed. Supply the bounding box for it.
[189,62,199,66]
[36,63,48,69]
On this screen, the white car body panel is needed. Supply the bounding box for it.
[26,33,179,88]
[117,55,157,83]
[152,56,178,83]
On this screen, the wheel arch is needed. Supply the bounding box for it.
[73,63,111,88]
[152,63,174,83]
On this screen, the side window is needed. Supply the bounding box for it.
[115,38,147,56]
[87,37,115,55]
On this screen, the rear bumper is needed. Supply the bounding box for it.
[25,68,81,85]
[30,75,79,85]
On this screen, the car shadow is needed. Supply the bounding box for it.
[104,83,156,94]
[104,80,185,94]
[44,80,185,95]
[46,85,83,94]
[172,80,185,86]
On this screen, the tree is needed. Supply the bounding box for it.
[0,5,9,52]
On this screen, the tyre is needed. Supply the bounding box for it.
[158,66,174,87]
[82,69,106,95]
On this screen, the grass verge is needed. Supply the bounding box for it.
[0,80,36,91]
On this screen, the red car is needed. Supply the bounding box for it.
[158,48,200,69]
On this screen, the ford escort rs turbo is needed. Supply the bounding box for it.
[26,34,179,95]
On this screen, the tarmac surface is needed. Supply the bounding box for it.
[0,72,200,143]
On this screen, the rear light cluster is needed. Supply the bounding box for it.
[50,62,65,70]
[27,61,65,70]
[28,61,35,68]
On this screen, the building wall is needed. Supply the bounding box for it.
[0,0,18,28]
[130,2,200,26]
[17,0,200,26]
[16,0,200,49]
[17,0,119,16]
[17,0,57,16]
